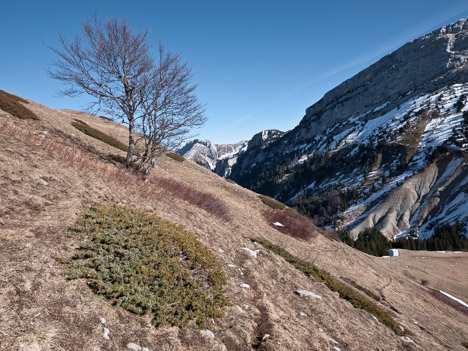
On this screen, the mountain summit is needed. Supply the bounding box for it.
[222,18,468,239]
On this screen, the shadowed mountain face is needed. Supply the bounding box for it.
[225,19,468,239]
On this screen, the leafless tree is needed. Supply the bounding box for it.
[137,44,206,176]
[48,16,206,176]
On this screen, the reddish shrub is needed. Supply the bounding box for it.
[1,120,231,222]
[262,208,316,240]
[427,289,468,317]
[154,178,231,222]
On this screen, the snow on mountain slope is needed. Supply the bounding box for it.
[178,130,283,177]
[226,18,468,240]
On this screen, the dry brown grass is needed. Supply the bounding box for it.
[1,94,468,350]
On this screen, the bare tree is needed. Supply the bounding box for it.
[137,44,206,176]
[48,16,205,176]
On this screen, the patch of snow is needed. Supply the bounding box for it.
[241,248,260,257]
[240,283,250,290]
[439,290,468,308]
[100,317,106,324]
[103,327,110,340]
[273,222,284,227]
[299,311,307,317]
[330,338,339,344]
[127,343,142,351]
[295,290,322,299]
[401,336,414,343]
[127,345,153,351]
[227,264,236,268]
[333,347,341,351]
[201,329,215,339]
[373,101,390,113]
[261,334,271,341]
[217,248,224,253]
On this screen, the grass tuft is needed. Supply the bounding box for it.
[166,152,185,162]
[252,237,403,336]
[65,205,230,328]
[0,90,39,120]
[71,119,128,152]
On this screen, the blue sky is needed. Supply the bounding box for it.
[2,1,468,144]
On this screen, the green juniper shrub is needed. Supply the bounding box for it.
[252,237,403,336]
[0,90,39,120]
[71,119,128,152]
[166,152,185,162]
[65,205,230,328]
[258,194,286,210]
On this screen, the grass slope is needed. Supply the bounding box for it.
[253,237,403,336]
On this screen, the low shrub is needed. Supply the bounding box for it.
[341,277,381,301]
[462,342,468,349]
[65,205,230,328]
[262,208,316,240]
[426,288,468,317]
[0,90,39,120]
[1,120,232,222]
[155,178,231,221]
[99,115,114,121]
[252,237,403,336]
[258,194,286,210]
[71,119,128,152]
[166,152,185,162]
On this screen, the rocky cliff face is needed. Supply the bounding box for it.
[178,129,284,177]
[228,18,468,239]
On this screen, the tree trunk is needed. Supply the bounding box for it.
[126,117,135,166]
[144,155,158,178]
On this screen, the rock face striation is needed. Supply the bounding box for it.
[225,18,468,239]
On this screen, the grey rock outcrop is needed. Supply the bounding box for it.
[298,18,468,142]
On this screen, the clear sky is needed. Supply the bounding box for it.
[2,1,468,144]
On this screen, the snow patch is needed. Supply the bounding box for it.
[201,329,215,338]
[439,290,468,308]
[241,248,260,257]
[295,290,322,299]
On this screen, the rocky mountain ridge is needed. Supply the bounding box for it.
[178,129,284,177]
[205,19,468,240]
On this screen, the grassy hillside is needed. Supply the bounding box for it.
[1,93,467,351]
